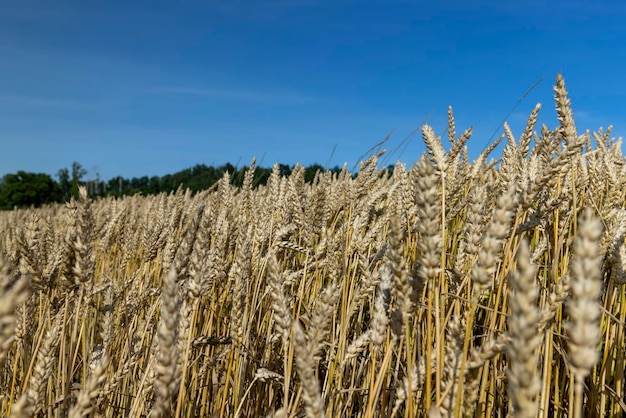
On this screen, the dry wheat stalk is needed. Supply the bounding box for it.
[292,320,326,418]
[0,257,29,368]
[506,240,542,418]
[11,312,62,418]
[412,153,442,305]
[68,352,110,418]
[470,185,517,296]
[439,314,464,417]
[149,266,182,418]
[566,208,603,418]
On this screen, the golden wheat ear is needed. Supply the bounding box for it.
[566,208,603,418]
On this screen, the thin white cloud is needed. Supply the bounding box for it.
[147,86,317,105]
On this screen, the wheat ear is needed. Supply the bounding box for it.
[0,257,30,368]
[11,313,62,418]
[506,240,542,418]
[150,266,182,418]
[566,208,603,418]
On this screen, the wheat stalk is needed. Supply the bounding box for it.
[566,208,603,418]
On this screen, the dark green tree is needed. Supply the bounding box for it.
[147,176,161,194]
[0,171,63,210]
[304,163,324,183]
[57,168,71,200]
[278,164,292,177]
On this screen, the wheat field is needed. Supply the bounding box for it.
[0,74,624,417]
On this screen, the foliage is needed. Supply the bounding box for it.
[1,162,342,210]
[0,171,63,210]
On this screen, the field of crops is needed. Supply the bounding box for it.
[0,75,624,417]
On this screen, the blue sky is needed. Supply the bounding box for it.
[1,0,625,181]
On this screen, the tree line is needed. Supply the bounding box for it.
[0,161,343,210]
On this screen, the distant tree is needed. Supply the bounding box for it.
[328,165,344,176]
[304,163,324,183]
[131,176,150,193]
[70,162,87,198]
[0,160,359,209]
[147,176,161,194]
[255,166,271,188]
[87,169,104,197]
[160,174,174,192]
[0,171,63,210]
[104,176,128,197]
[223,163,236,175]
[278,164,292,177]
[57,168,71,200]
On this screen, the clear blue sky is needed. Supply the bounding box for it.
[1,0,625,181]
